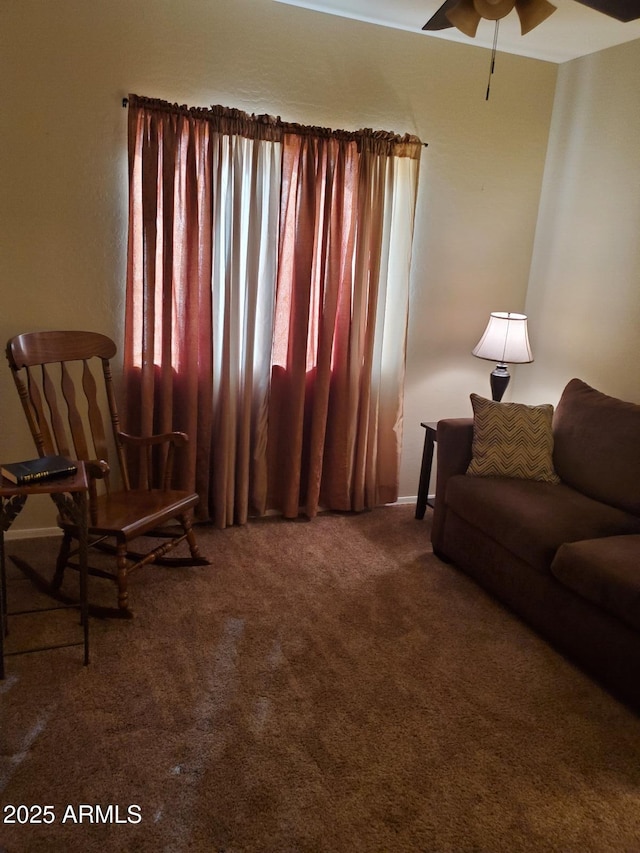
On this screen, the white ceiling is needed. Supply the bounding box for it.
[273,0,640,62]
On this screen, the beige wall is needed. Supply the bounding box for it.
[2,0,557,531]
[516,38,640,409]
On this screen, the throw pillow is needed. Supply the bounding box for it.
[467,393,560,483]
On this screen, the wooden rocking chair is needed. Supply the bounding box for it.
[6,330,209,617]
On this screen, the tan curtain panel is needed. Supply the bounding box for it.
[267,131,421,518]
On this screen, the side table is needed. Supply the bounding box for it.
[0,463,89,679]
[415,422,437,520]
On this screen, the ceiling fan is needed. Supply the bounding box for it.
[423,0,640,98]
[422,0,640,38]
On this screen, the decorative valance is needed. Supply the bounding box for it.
[126,94,424,158]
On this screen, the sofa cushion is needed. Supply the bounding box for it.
[445,474,640,574]
[466,394,560,484]
[551,536,640,632]
[553,378,640,515]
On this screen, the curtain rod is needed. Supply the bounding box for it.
[121,98,428,147]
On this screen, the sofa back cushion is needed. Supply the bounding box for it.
[553,378,640,515]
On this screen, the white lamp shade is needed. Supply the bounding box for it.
[472,312,533,364]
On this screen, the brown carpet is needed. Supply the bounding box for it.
[1,505,640,853]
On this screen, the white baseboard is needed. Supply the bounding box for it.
[392,495,419,506]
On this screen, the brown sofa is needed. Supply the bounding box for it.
[431,378,640,710]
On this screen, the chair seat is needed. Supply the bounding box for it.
[59,489,200,540]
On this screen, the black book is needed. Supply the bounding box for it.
[1,455,78,486]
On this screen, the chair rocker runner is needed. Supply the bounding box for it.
[6,330,209,616]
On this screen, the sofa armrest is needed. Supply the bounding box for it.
[431,418,474,557]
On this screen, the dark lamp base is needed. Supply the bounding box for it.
[490,364,510,402]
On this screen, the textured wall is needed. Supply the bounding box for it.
[517,38,640,409]
[1,0,556,530]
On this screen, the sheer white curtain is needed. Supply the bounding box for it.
[366,153,421,507]
[209,133,281,526]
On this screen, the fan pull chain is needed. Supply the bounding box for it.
[486,19,499,100]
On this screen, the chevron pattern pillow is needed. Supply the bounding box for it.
[467,394,560,483]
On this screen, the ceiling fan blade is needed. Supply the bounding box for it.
[446,0,482,36]
[572,0,640,21]
[422,0,460,30]
[515,0,557,33]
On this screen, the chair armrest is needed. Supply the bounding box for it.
[85,459,110,479]
[116,431,189,490]
[117,430,189,448]
[431,418,474,556]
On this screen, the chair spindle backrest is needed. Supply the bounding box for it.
[6,331,126,493]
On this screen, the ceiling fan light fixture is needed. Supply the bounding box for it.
[515,0,557,34]
[445,0,520,37]
[473,0,517,19]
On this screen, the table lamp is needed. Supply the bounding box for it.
[472,311,533,401]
